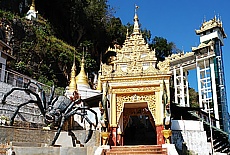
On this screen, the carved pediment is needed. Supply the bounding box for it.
[102,64,113,75]
[157,59,170,72]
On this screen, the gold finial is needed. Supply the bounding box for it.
[126,28,129,38]
[135,4,139,14]
[69,55,77,91]
[214,15,217,21]
[134,5,139,21]
[30,0,36,11]
[133,5,140,34]
[214,11,217,21]
[75,57,90,87]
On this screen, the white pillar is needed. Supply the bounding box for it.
[180,66,185,106]
[210,62,220,128]
[185,71,190,107]
[173,67,178,104]
[196,62,203,108]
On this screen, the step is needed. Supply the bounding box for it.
[107,149,166,153]
[9,141,43,147]
[106,152,167,155]
[110,146,164,151]
[106,145,167,155]
[106,153,167,155]
[107,154,166,155]
[111,145,163,149]
[106,151,167,155]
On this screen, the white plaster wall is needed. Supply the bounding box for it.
[200,31,224,45]
[171,120,211,155]
[77,85,101,100]
[171,120,204,131]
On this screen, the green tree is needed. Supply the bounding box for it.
[106,17,126,46]
[1,1,183,88]
[1,0,112,59]
[189,87,199,108]
[37,0,110,58]
[0,10,85,87]
[150,36,176,61]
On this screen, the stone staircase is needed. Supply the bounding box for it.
[105,145,167,155]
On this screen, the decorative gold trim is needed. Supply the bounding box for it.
[116,93,156,125]
[101,76,171,83]
[112,86,160,94]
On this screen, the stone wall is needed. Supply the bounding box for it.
[0,82,44,124]
[12,147,88,155]
[0,126,53,144]
[0,126,100,147]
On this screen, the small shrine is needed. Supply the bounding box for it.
[25,0,38,20]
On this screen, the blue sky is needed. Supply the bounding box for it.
[108,0,230,112]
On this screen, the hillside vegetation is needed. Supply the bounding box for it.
[0,0,178,88]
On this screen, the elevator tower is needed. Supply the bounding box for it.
[195,16,230,134]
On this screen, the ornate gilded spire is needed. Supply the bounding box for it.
[30,0,36,11]
[68,56,77,91]
[75,57,90,87]
[133,5,140,34]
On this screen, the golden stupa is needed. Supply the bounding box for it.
[68,60,77,91]
[75,57,90,87]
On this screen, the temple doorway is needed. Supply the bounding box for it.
[123,108,157,145]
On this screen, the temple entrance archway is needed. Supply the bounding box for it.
[123,107,157,145]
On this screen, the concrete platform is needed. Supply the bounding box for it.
[6,141,98,155]
[7,146,88,155]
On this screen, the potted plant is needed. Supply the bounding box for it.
[0,115,8,125]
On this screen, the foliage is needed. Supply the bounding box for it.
[0,115,9,121]
[0,1,182,88]
[105,19,152,48]
[150,36,175,61]
[36,0,111,59]
[142,28,152,43]
[38,75,54,86]
[15,61,26,73]
[105,17,126,46]
[0,10,97,87]
[189,87,199,108]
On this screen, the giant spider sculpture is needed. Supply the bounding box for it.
[1,81,98,146]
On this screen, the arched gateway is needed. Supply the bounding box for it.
[98,9,172,146]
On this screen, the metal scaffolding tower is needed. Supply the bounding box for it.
[173,66,190,107]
